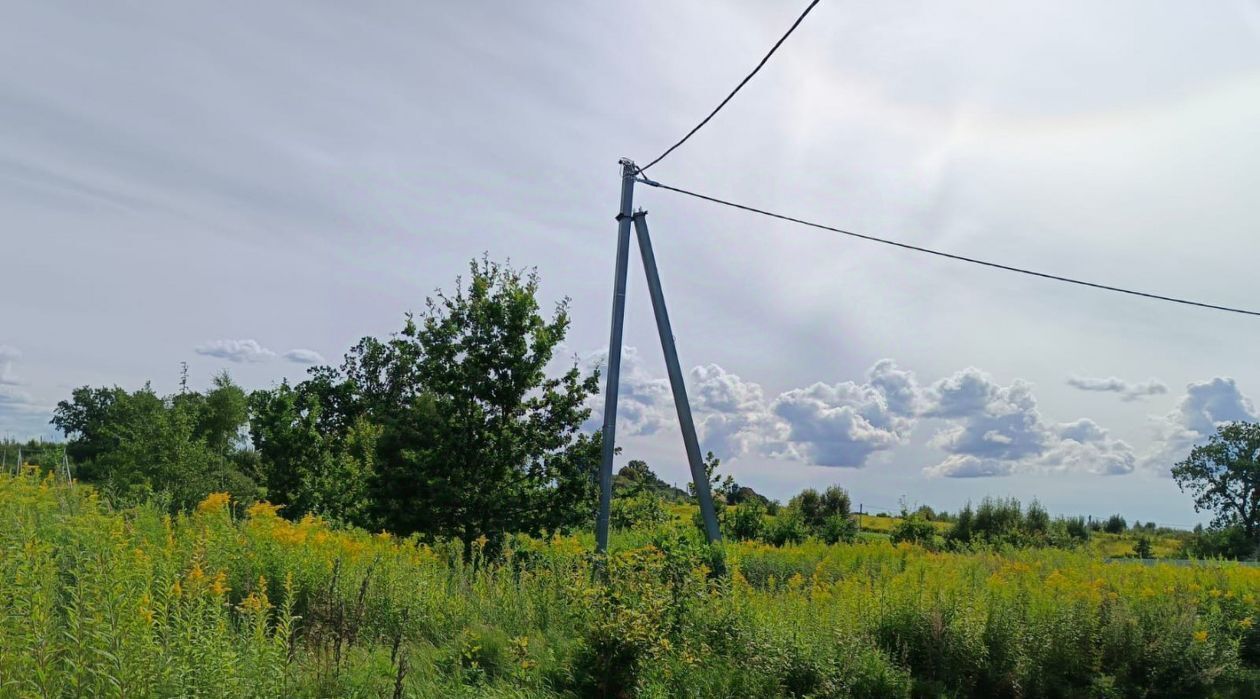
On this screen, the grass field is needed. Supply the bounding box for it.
[2,471,1257,698]
[853,512,1189,559]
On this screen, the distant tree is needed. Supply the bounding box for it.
[1171,422,1260,556]
[790,488,823,527]
[1061,516,1091,543]
[1025,500,1050,536]
[53,373,257,510]
[1133,535,1154,559]
[789,486,851,531]
[764,507,808,546]
[620,459,654,486]
[249,259,601,554]
[946,504,975,547]
[689,451,732,535]
[819,513,858,544]
[613,459,688,503]
[1185,524,1256,560]
[945,498,1087,550]
[890,507,937,547]
[725,499,767,541]
[1103,514,1127,534]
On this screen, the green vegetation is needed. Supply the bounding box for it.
[2,473,1258,698]
[1173,421,1260,555]
[9,254,1260,695]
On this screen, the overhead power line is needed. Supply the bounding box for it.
[637,0,822,174]
[637,177,1260,318]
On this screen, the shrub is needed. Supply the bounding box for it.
[765,508,809,547]
[725,500,766,541]
[610,492,669,531]
[820,514,858,545]
[889,513,936,547]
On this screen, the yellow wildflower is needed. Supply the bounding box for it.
[138,593,155,625]
[196,492,231,514]
[211,571,228,597]
[246,501,282,520]
[1193,630,1209,643]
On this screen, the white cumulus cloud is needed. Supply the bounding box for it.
[195,339,277,363]
[583,346,674,437]
[922,369,1135,478]
[1143,377,1257,474]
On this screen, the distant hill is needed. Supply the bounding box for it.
[613,460,689,502]
[613,459,771,507]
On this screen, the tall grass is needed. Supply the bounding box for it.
[0,470,1256,697]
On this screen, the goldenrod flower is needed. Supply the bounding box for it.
[211,571,228,597]
[196,492,231,514]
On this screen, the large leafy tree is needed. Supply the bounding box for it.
[247,379,376,526]
[1172,421,1260,555]
[249,257,601,555]
[376,257,600,555]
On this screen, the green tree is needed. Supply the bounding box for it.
[370,257,600,556]
[1133,535,1154,559]
[248,381,375,526]
[787,485,852,535]
[890,508,936,547]
[1103,514,1127,534]
[1171,421,1260,556]
[52,375,257,511]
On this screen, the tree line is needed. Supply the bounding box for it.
[50,258,600,558]
[23,256,1260,560]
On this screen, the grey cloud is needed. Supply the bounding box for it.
[867,359,921,417]
[583,347,673,437]
[1067,375,1168,401]
[701,360,922,469]
[587,354,923,469]
[587,353,1138,476]
[688,364,777,458]
[0,375,49,437]
[1047,420,1136,476]
[1056,417,1107,443]
[1144,377,1257,474]
[923,368,1000,418]
[923,454,1014,478]
[195,339,277,363]
[282,348,326,365]
[770,380,913,467]
[923,370,1135,477]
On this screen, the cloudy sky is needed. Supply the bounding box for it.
[3,1,1259,525]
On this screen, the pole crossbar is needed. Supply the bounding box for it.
[595,159,723,553]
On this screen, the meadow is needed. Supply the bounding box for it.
[1,471,1257,698]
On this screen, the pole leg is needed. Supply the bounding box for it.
[595,160,638,554]
[631,211,722,544]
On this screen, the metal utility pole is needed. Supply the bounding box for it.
[595,159,722,552]
[631,211,721,544]
[595,159,637,554]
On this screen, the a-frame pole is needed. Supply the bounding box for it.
[595,159,638,554]
[631,210,722,544]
